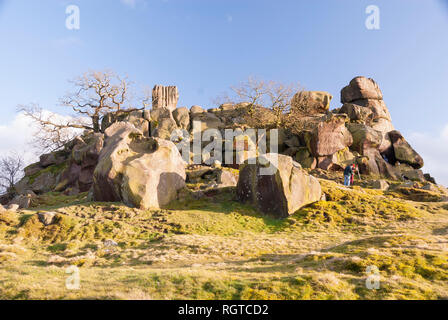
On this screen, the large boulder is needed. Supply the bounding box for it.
[339,103,373,123]
[190,105,205,115]
[341,77,383,103]
[305,114,353,157]
[39,151,68,168]
[191,112,224,131]
[388,130,424,169]
[8,193,35,209]
[357,148,400,179]
[291,91,333,114]
[353,99,392,122]
[93,122,186,209]
[72,133,104,167]
[236,154,322,218]
[150,107,179,140]
[347,123,383,154]
[101,111,150,136]
[173,107,191,130]
[317,148,355,171]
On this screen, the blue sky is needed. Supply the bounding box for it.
[0,0,447,183]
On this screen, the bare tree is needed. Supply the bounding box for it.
[219,77,300,128]
[20,70,143,152]
[0,152,24,195]
[61,70,134,132]
[19,104,90,152]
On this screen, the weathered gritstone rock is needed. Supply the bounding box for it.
[339,103,373,123]
[353,99,392,123]
[8,193,35,209]
[190,105,205,115]
[372,179,389,190]
[388,130,424,169]
[341,76,383,103]
[173,107,191,130]
[56,132,104,193]
[5,204,19,212]
[305,114,353,157]
[237,154,322,218]
[358,148,400,179]
[93,122,186,209]
[152,85,179,111]
[101,110,150,136]
[191,111,224,131]
[295,147,317,169]
[39,151,68,168]
[347,123,383,154]
[291,91,333,114]
[150,107,180,140]
[37,211,56,226]
[317,148,355,171]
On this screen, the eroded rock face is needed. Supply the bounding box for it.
[152,85,179,111]
[388,130,424,169]
[236,154,322,218]
[305,114,353,157]
[347,123,383,154]
[101,111,150,136]
[93,122,186,209]
[191,112,224,131]
[339,103,373,123]
[173,107,191,130]
[292,91,333,114]
[341,77,383,103]
[56,132,104,193]
[39,151,68,168]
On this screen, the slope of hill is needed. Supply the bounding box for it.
[1,176,447,300]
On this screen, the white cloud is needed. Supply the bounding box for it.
[121,0,137,8]
[408,124,448,187]
[0,111,85,167]
[0,113,39,165]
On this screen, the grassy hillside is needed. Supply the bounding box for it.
[0,178,447,300]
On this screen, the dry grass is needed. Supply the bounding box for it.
[0,180,447,300]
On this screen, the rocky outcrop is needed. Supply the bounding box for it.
[191,111,224,132]
[341,77,383,103]
[173,107,191,130]
[388,130,424,169]
[291,91,333,114]
[56,132,104,193]
[101,110,150,136]
[236,154,322,218]
[93,122,186,209]
[347,123,383,154]
[339,103,373,123]
[152,85,179,111]
[305,114,353,157]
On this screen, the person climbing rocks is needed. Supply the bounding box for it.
[350,164,357,185]
[344,164,353,187]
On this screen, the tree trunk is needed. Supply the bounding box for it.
[92,115,100,132]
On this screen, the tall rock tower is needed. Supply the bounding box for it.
[152,85,179,111]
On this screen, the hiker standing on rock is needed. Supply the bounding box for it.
[344,164,354,187]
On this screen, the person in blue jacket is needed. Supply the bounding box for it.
[344,164,354,187]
